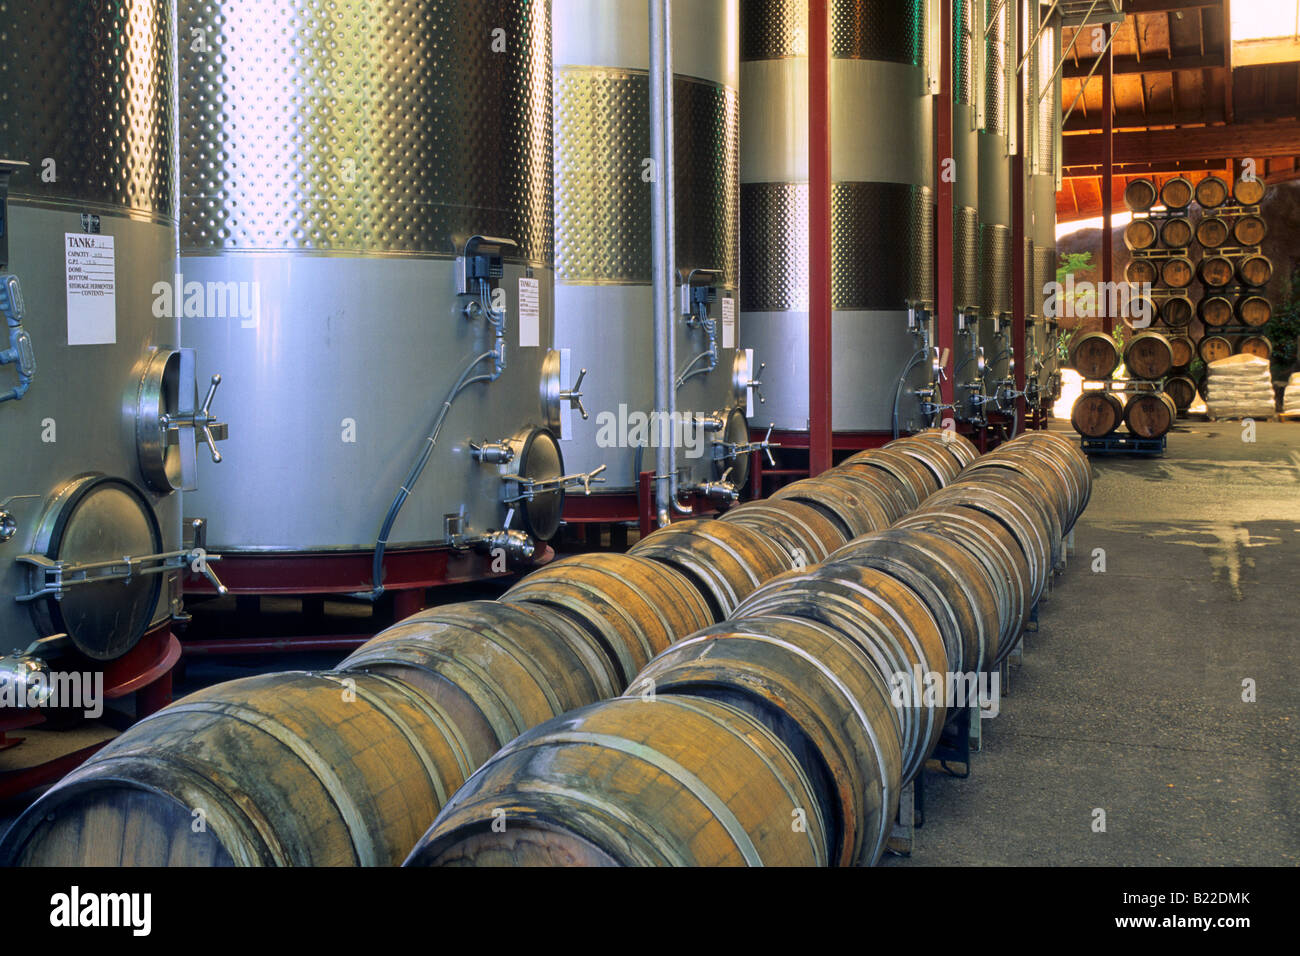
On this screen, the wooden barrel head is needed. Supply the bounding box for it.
[1236,335,1273,360]
[1198,294,1233,326]
[1232,178,1265,205]
[1124,392,1176,439]
[1124,258,1159,285]
[1068,330,1120,379]
[1161,256,1194,288]
[1160,177,1194,210]
[1159,217,1192,248]
[1197,255,1234,288]
[1194,216,1229,248]
[1123,219,1158,251]
[1124,331,1175,380]
[1194,175,1229,208]
[1199,334,1233,364]
[1232,214,1267,247]
[1236,295,1271,327]
[1238,254,1272,288]
[1124,178,1157,211]
[1167,334,1195,368]
[1071,391,1124,437]
[1164,374,1197,411]
[1160,296,1193,328]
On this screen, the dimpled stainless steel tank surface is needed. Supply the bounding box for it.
[740,0,937,435]
[177,0,567,561]
[552,0,752,496]
[0,0,193,662]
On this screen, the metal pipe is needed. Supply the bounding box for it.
[808,0,833,476]
[649,0,674,526]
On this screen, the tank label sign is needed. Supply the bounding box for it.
[64,233,116,345]
[518,277,540,347]
[722,296,736,350]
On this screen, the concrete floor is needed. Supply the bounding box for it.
[886,420,1300,866]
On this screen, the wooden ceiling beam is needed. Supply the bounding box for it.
[1063,52,1225,77]
[1063,118,1300,165]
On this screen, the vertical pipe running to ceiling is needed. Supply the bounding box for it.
[649,0,675,525]
[937,0,956,419]
[808,0,832,476]
[1012,0,1028,425]
[1101,20,1114,334]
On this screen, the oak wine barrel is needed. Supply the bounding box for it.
[1238,254,1272,288]
[1199,334,1233,363]
[917,484,1053,607]
[1159,296,1193,328]
[960,450,1077,534]
[1198,294,1233,327]
[0,672,476,866]
[1197,255,1234,289]
[907,428,980,468]
[1071,391,1121,438]
[720,498,847,565]
[1159,216,1192,248]
[826,528,1000,677]
[951,468,1065,571]
[1194,175,1229,209]
[1232,214,1267,247]
[1236,295,1271,327]
[841,448,939,509]
[885,438,963,487]
[894,510,1028,658]
[1235,334,1272,360]
[1123,218,1157,251]
[1124,330,1175,380]
[825,462,915,519]
[772,475,893,538]
[1008,431,1095,524]
[1232,178,1265,206]
[628,518,796,619]
[631,617,903,867]
[1194,216,1229,249]
[1160,176,1194,210]
[733,563,949,782]
[1164,374,1197,412]
[1123,391,1177,439]
[1161,256,1194,288]
[502,553,714,685]
[338,602,619,767]
[1124,258,1158,286]
[405,696,830,867]
[1167,333,1195,369]
[1068,330,1120,379]
[1123,177,1157,212]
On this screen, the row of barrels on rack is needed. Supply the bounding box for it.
[1123,256,1274,304]
[409,431,1092,866]
[1123,174,1264,214]
[0,429,1092,867]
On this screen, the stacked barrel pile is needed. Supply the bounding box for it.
[0,429,1091,868]
[407,431,1091,867]
[1068,328,1178,440]
[1124,174,1274,383]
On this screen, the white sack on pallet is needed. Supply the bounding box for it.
[1205,354,1276,420]
[1282,372,1300,420]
